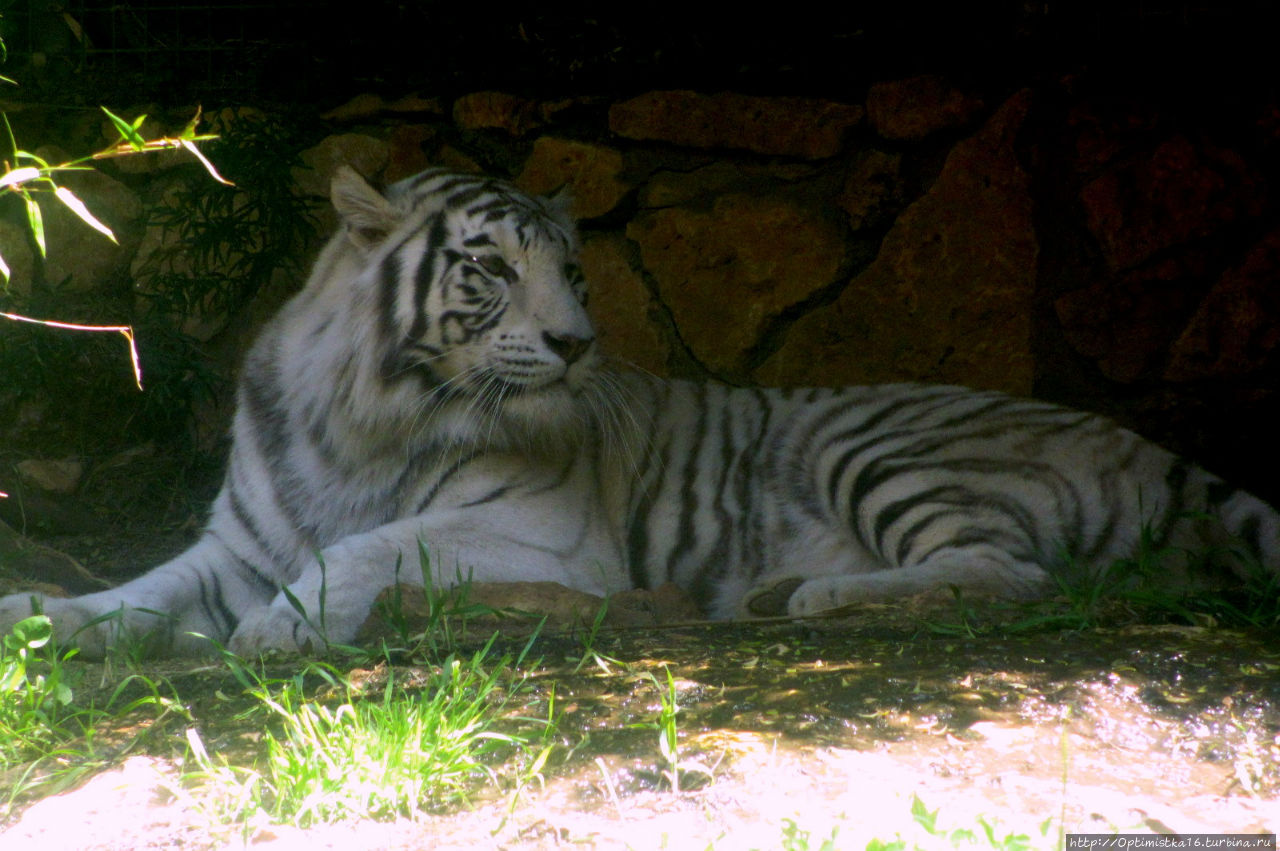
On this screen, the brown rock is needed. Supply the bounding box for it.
[758,90,1038,393]
[357,580,702,644]
[205,106,268,136]
[580,234,669,375]
[385,125,435,183]
[838,149,904,230]
[320,93,388,122]
[35,157,144,293]
[606,583,703,625]
[452,91,545,136]
[1081,136,1263,271]
[358,581,607,643]
[1165,227,1280,381]
[865,75,985,141]
[131,185,267,341]
[639,163,749,208]
[1066,100,1160,172]
[0,518,108,594]
[609,91,862,159]
[386,93,444,115]
[293,133,389,197]
[515,137,629,219]
[16,458,83,494]
[435,146,484,175]
[627,192,847,377]
[636,162,818,209]
[321,92,443,122]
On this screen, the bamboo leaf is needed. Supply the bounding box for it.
[24,196,45,257]
[0,165,40,189]
[180,138,234,186]
[180,107,204,140]
[54,185,118,243]
[14,149,51,169]
[100,106,148,150]
[0,250,9,282]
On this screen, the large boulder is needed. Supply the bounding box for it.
[627,190,847,377]
[758,90,1038,393]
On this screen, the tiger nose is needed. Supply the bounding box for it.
[543,331,595,365]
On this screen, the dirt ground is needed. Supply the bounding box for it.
[2,599,1278,850]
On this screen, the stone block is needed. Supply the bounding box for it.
[609,90,862,159]
[628,192,846,377]
[293,133,389,197]
[580,234,669,375]
[866,75,985,141]
[759,90,1038,394]
[515,137,629,219]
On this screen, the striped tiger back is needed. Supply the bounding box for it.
[0,168,1275,656]
[618,377,1279,618]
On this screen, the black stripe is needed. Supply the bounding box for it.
[914,527,1038,567]
[377,250,403,343]
[227,475,299,565]
[823,393,962,511]
[414,449,487,512]
[677,386,713,604]
[408,216,447,340]
[738,389,773,579]
[209,529,279,594]
[197,571,238,639]
[879,485,1042,565]
[627,412,678,589]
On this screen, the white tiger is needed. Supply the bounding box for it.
[1,166,1276,657]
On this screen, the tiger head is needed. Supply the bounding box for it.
[328,166,601,445]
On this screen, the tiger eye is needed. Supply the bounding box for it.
[473,255,515,280]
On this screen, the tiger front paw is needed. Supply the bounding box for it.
[741,577,805,617]
[228,605,328,656]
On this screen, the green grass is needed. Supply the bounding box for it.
[185,633,553,828]
[1,597,554,830]
[631,663,713,793]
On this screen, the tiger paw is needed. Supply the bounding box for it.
[742,577,805,617]
[228,606,327,656]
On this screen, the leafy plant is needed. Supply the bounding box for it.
[861,795,1052,851]
[0,614,77,765]
[0,107,228,288]
[778,818,840,851]
[133,108,317,325]
[0,613,189,813]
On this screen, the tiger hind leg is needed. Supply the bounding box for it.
[743,551,1053,618]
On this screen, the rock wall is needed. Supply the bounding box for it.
[3,74,1279,502]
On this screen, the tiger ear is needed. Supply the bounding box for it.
[542,182,575,224]
[331,166,398,250]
